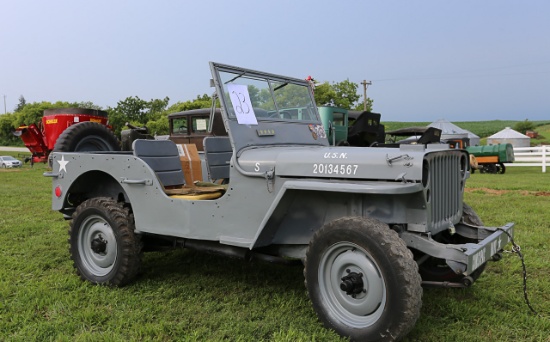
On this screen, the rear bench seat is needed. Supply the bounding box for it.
[132,139,226,200]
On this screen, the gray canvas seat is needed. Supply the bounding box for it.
[133,139,185,188]
[203,136,232,183]
[133,139,226,199]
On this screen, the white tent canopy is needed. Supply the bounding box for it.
[428,119,480,146]
[487,127,530,147]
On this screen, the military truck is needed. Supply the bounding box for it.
[45,62,514,341]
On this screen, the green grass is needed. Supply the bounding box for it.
[530,124,550,146]
[1,158,550,341]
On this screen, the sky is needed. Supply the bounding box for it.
[1,0,549,122]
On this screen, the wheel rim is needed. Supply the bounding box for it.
[77,214,118,276]
[318,242,386,328]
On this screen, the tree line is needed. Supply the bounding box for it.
[0,79,373,146]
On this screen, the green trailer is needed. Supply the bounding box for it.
[466,143,515,174]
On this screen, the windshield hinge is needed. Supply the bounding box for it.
[264,168,275,193]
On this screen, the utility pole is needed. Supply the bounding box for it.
[3,95,6,115]
[360,80,372,112]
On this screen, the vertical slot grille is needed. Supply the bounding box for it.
[426,152,464,232]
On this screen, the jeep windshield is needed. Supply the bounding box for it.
[215,66,318,123]
[210,62,328,152]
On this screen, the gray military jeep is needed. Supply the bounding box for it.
[46,62,514,341]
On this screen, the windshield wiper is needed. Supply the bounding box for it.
[224,72,245,84]
[273,82,288,91]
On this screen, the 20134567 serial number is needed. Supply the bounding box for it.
[313,163,359,175]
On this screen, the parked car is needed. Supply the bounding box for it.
[0,156,23,168]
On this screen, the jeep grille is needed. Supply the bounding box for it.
[424,151,466,233]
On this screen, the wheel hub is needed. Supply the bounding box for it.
[340,270,365,296]
[91,234,108,254]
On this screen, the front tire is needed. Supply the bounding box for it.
[69,197,141,286]
[304,217,422,341]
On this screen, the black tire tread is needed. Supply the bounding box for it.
[462,202,484,226]
[69,197,141,286]
[304,216,422,342]
[53,121,120,153]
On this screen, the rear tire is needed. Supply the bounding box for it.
[304,217,422,341]
[69,197,141,286]
[53,121,120,153]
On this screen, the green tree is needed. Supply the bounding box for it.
[146,116,169,136]
[313,82,337,106]
[313,80,367,110]
[513,119,535,134]
[352,98,374,112]
[147,94,213,136]
[14,101,75,127]
[73,101,103,110]
[332,80,360,109]
[0,112,19,145]
[166,94,212,113]
[108,96,170,136]
[14,95,26,112]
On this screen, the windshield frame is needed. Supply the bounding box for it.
[210,62,319,123]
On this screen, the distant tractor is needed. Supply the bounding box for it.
[466,144,515,174]
[14,108,120,163]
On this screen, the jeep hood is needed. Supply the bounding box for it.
[237,145,449,182]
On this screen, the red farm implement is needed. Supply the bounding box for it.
[14,108,119,163]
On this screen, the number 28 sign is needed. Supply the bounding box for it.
[227,84,258,125]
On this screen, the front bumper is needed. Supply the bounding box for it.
[401,222,515,276]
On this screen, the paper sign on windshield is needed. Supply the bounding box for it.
[227,84,258,125]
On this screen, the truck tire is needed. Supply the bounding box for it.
[304,217,422,342]
[53,121,120,153]
[69,197,141,286]
[419,203,487,284]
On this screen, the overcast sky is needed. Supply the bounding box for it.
[2,0,549,122]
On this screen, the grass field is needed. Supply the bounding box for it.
[1,156,549,341]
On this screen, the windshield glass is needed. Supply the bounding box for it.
[2,156,16,161]
[218,70,317,122]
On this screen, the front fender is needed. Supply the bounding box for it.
[250,179,423,248]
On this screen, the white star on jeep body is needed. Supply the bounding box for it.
[58,155,69,173]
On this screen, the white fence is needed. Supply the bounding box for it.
[508,146,549,173]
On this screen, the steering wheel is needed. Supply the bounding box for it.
[268,111,292,119]
[279,111,292,119]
